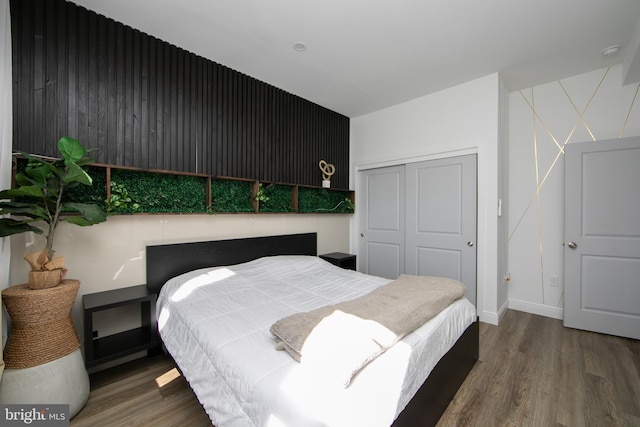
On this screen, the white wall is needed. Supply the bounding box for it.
[508,64,640,318]
[350,73,505,325]
[9,214,352,341]
[498,78,510,312]
[0,0,12,373]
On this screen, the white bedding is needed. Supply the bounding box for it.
[156,255,476,427]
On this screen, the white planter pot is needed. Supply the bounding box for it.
[0,348,89,418]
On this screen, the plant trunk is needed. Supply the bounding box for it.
[46,178,66,262]
[46,221,56,262]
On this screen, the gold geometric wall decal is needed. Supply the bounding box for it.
[558,66,610,143]
[620,82,640,138]
[532,87,545,305]
[509,67,611,306]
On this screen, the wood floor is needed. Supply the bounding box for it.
[70,310,640,427]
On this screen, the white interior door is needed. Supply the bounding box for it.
[358,165,405,279]
[405,155,477,305]
[564,137,640,340]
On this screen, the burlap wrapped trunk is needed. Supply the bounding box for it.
[24,249,67,289]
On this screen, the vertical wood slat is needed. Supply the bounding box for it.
[10,0,350,189]
[34,0,46,154]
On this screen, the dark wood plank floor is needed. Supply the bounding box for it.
[70,310,640,427]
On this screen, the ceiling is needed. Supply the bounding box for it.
[69,0,640,118]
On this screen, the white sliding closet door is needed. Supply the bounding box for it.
[358,165,405,280]
[405,155,477,305]
[358,154,477,305]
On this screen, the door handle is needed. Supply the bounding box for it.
[360,233,364,237]
[467,241,474,247]
[568,242,577,249]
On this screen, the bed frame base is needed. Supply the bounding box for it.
[392,318,479,427]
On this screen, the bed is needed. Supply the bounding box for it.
[147,233,478,427]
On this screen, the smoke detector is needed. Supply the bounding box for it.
[601,45,620,57]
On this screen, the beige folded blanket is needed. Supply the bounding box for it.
[270,274,466,386]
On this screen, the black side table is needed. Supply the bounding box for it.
[83,284,159,368]
[319,252,357,271]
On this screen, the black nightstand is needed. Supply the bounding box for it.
[320,252,357,271]
[83,285,159,368]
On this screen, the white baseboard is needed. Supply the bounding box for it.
[480,311,499,325]
[508,298,564,320]
[497,299,509,320]
[479,299,509,326]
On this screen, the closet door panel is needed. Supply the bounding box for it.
[406,155,477,305]
[358,165,405,280]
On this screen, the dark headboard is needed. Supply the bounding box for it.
[146,233,317,294]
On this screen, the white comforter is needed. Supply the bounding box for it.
[156,255,476,427]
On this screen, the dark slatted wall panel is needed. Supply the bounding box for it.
[10,0,350,189]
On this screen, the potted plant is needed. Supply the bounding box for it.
[0,136,107,289]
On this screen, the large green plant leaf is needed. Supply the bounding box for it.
[64,162,92,185]
[14,171,48,188]
[14,172,31,187]
[63,216,96,226]
[0,218,43,237]
[62,202,107,224]
[58,136,86,164]
[21,158,56,184]
[0,202,49,220]
[74,154,96,167]
[0,186,45,199]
